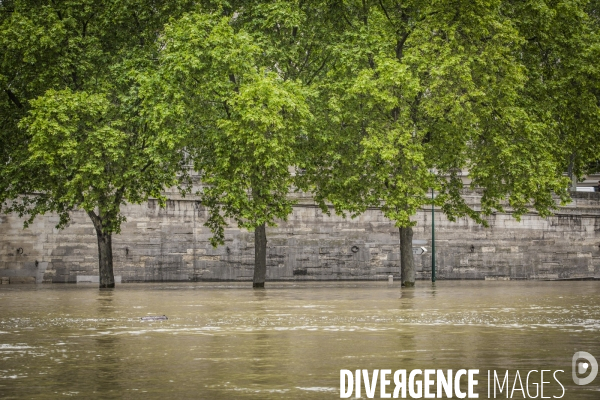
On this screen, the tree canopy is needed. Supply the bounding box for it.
[1,0,598,287]
[147,2,335,286]
[0,0,195,287]
[512,0,600,187]
[297,0,599,284]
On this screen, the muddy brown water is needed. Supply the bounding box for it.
[0,281,599,399]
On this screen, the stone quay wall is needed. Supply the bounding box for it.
[1,191,599,283]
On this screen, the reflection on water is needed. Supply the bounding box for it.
[0,281,598,399]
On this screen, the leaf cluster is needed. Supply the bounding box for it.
[0,0,195,233]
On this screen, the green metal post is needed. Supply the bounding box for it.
[432,188,436,282]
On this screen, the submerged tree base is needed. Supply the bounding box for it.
[400,227,415,286]
[253,223,267,288]
[99,283,116,289]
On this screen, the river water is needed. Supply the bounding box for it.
[0,281,598,399]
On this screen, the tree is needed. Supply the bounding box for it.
[150,3,333,287]
[0,0,194,287]
[509,0,600,190]
[302,0,575,286]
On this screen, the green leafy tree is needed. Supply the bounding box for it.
[510,0,600,189]
[0,0,194,287]
[150,3,333,287]
[302,0,574,286]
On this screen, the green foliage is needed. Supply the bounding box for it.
[0,0,194,233]
[301,0,593,228]
[148,5,329,245]
[2,0,597,246]
[511,0,600,184]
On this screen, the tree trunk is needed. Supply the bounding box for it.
[88,211,115,288]
[96,230,115,288]
[400,226,415,287]
[253,222,267,288]
[567,154,577,191]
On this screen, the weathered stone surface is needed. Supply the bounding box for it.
[9,276,36,284]
[1,191,599,282]
[76,275,122,284]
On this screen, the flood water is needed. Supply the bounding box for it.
[0,281,599,399]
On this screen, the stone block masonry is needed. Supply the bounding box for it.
[1,191,599,283]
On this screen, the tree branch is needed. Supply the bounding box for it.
[378,0,394,26]
[229,74,239,93]
[4,89,23,108]
[306,53,331,85]
[87,210,102,231]
[396,31,410,60]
